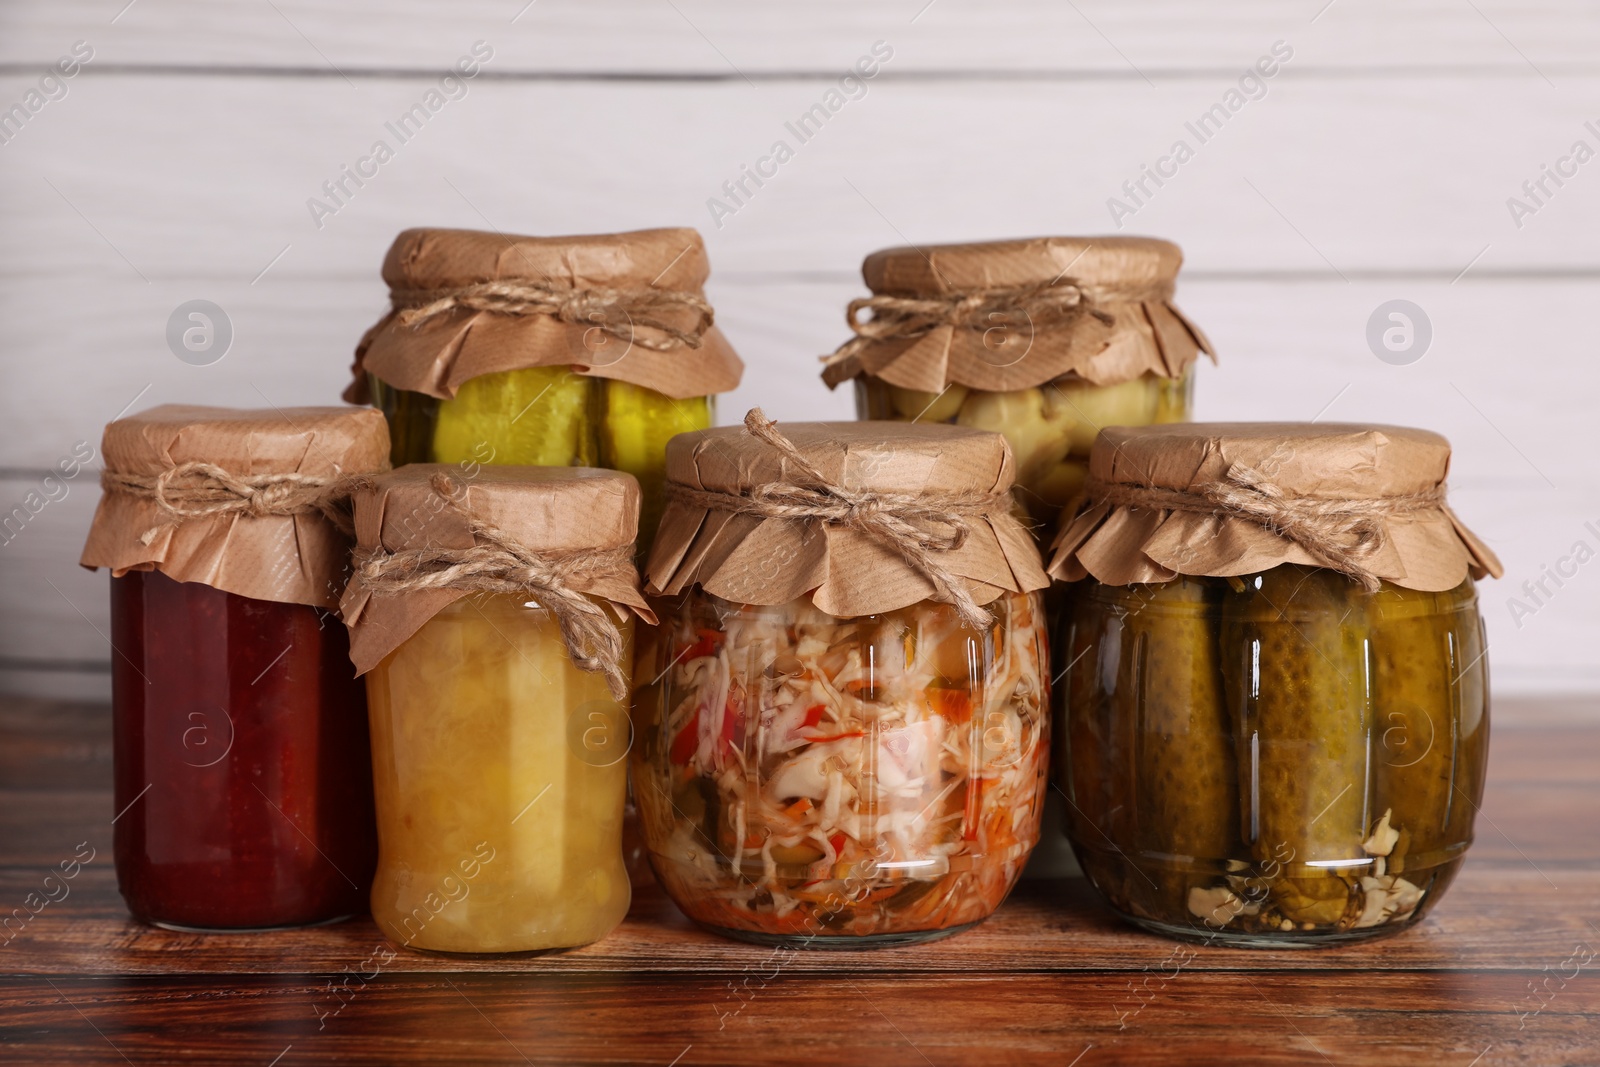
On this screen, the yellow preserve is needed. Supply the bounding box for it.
[365,594,634,954]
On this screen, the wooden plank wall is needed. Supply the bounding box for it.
[0,0,1596,700]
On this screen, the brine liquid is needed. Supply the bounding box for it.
[1057,568,1488,946]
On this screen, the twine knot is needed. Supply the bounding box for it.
[352,473,638,700]
[666,409,1008,630]
[823,279,1114,370]
[391,279,714,353]
[102,462,360,545]
[1084,463,1448,592]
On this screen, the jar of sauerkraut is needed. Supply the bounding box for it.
[346,226,744,547]
[1050,423,1502,947]
[822,237,1212,533]
[636,412,1052,947]
[342,466,655,954]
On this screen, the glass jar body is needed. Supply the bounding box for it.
[372,369,713,548]
[855,371,1190,531]
[1056,565,1488,947]
[110,570,376,930]
[633,589,1050,948]
[364,594,633,954]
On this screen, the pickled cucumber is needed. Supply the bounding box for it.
[430,367,594,467]
[1058,600,1132,874]
[1370,581,1485,874]
[371,376,441,466]
[1220,566,1371,924]
[1446,608,1490,853]
[1124,578,1239,919]
[599,381,711,547]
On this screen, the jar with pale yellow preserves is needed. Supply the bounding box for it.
[342,466,654,954]
[823,237,1212,533]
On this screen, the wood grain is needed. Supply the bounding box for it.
[2,693,1597,1062]
[2,970,1596,1066]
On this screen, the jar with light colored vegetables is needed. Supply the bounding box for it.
[346,226,744,548]
[634,412,1052,947]
[822,236,1213,533]
[341,465,654,954]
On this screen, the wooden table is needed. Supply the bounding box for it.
[2,696,1595,1065]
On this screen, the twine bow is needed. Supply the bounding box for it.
[823,279,1114,370]
[1085,464,1448,592]
[667,409,1008,629]
[391,279,715,353]
[102,463,361,545]
[352,473,639,700]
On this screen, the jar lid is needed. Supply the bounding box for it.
[80,404,390,609]
[341,465,654,682]
[863,235,1184,297]
[647,411,1049,621]
[822,235,1213,394]
[1049,422,1503,592]
[346,226,744,403]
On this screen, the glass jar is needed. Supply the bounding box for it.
[110,570,375,930]
[633,589,1050,947]
[364,593,636,955]
[372,371,710,546]
[1056,565,1488,947]
[856,370,1190,529]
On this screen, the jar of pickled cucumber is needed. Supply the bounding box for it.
[346,226,744,547]
[822,237,1213,534]
[1050,423,1503,947]
[341,465,655,954]
[636,412,1052,947]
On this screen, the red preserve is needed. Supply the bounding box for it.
[82,405,390,930]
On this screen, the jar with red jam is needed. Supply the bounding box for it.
[81,405,391,930]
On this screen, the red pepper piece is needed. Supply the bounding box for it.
[669,710,700,764]
[680,628,724,662]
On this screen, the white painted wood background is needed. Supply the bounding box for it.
[0,0,1596,702]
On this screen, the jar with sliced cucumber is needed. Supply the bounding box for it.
[824,236,1212,534]
[1050,423,1502,947]
[347,226,744,550]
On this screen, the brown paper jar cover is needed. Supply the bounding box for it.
[1049,422,1503,592]
[345,226,745,403]
[340,465,655,675]
[821,235,1214,394]
[646,420,1051,618]
[80,404,390,609]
